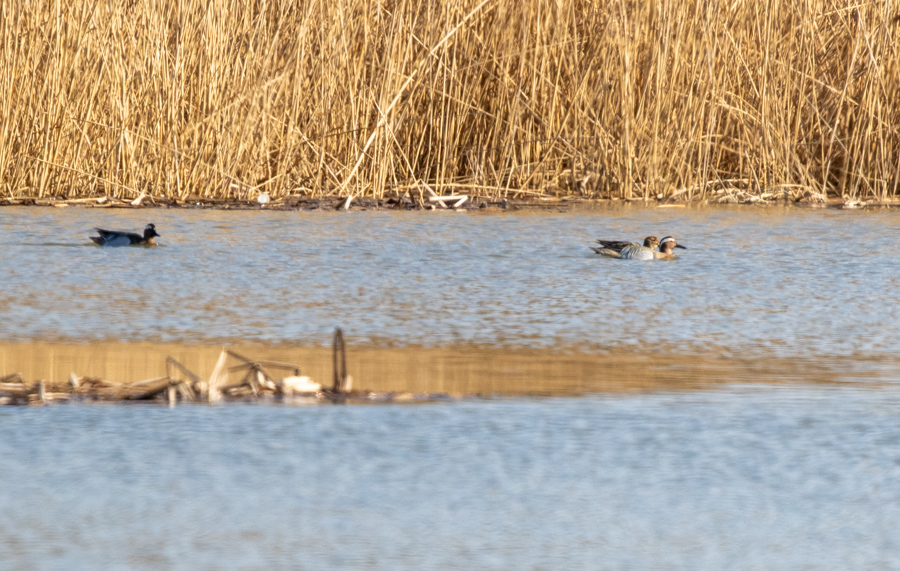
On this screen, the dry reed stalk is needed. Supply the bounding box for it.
[1,0,897,203]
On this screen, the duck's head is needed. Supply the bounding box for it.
[659,236,686,253]
[643,236,660,249]
[144,224,160,239]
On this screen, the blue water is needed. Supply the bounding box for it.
[1,387,899,569]
[1,207,899,359]
[3,206,900,569]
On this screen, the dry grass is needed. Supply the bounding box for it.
[1,0,898,203]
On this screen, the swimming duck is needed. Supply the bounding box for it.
[90,224,160,246]
[592,236,660,260]
[654,236,687,260]
[591,235,687,260]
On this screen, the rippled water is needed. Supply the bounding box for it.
[1,387,899,569]
[3,205,900,568]
[2,206,899,358]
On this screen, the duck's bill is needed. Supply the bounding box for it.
[675,244,687,249]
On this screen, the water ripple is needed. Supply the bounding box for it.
[1,207,898,359]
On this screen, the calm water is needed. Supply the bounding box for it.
[2,206,900,568]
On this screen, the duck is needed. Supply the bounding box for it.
[90,223,160,246]
[592,236,660,260]
[654,236,687,260]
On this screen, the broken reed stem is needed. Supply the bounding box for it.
[2,0,897,203]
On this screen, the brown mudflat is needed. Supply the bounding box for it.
[0,342,882,402]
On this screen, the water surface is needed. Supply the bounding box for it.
[1,387,899,570]
[3,205,899,569]
[2,206,898,357]
[3,206,900,389]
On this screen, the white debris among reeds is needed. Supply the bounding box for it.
[421,181,468,209]
[207,349,228,403]
[280,375,321,395]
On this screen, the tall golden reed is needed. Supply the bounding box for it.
[1,0,897,202]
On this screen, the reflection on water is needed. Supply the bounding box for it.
[1,342,895,395]
[1,387,899,569]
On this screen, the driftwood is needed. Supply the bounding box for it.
[1,372,25,384]
[421,181,468,209]
[0,376,67,404]
[121,377,171,400]
[1,328,451,406]
[0,377,31,401]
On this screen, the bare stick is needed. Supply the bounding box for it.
[333,327,348,393]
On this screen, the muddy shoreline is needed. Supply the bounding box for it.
[3,194,899,211]
[1,341,891,405]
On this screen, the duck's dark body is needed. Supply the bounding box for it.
[90,224,160,246]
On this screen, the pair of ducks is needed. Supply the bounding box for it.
[592,235,686,260]
[90,224,160,246]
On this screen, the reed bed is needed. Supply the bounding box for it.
[2,0,898,204]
